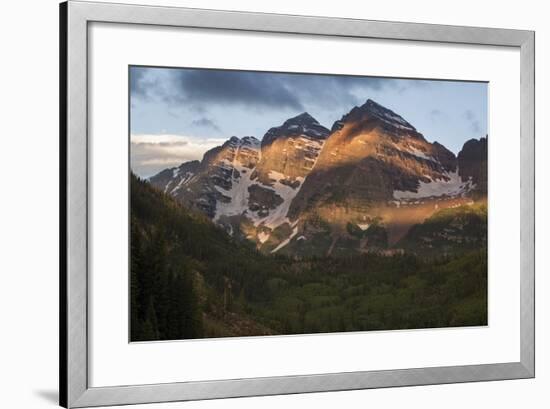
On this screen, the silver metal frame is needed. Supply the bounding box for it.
[60,1,535,407]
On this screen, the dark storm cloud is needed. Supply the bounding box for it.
[130,67,398,112]
[463,109,481,133]
[190,117,221,132]
[279,74,388,108]
[173,70,303,110]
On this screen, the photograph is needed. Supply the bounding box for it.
[129,66,488,341]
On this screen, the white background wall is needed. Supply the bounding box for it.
[0,0,547,408]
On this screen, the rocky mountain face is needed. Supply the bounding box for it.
[148,100,487,257]
[150,136,260,219]
[254,112,329,185]
[289,99,459,215]
[149,159,201,196]
[457,137,488,196]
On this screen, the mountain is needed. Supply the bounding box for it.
[282,99,482,256]
[150,136,261,219]
[290,99,463,211]
[150,113,330,246]
[149,160,201,196]
[255,112,329,185]
[148,99,486,257]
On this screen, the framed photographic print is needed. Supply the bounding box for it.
[60,1,535,407]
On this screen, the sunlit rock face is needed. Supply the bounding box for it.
[290,99,459,217]
[148,99,487,257]
[284,99,484,256]
[253,112,330,185]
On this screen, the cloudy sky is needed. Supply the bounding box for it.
[130,66,488,178]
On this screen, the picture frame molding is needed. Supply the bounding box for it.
[60,1,535,407]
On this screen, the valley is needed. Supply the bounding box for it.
[130,175,487,341]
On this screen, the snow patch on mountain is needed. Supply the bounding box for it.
[393,170,475,200]
[407,147,434,162]
[247,171,305,230]
[257,231,270,244]
[211,137,262,220]
[170,171,196,194]
[213,164,257,221]
[271,225,299,253]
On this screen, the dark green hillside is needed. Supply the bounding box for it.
[131,174,487,341]
[130,174,279,340]
[398,203,487,257]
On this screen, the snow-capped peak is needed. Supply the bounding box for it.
[361,99,416,131]
[331,99,416,133]
[262,113,330,147]
[284,112,319,126]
